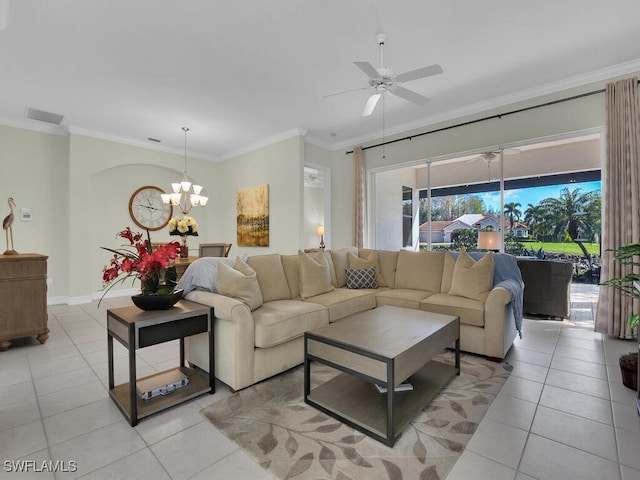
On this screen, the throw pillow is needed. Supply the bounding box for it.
[215,257,264,311]
[347,251,388,287]
[448,251,494,301]
[346,267,378,289]
[298,250,335,300]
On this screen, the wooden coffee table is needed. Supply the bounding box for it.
[304,305,459,446]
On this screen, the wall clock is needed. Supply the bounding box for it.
[128,185,173,231]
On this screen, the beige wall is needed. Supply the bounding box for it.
[0,125,69,297]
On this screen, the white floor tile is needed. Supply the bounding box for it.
[0,420,48,461]
[553,344,605,364]
[134,400,204,446]
[446,449,516,480]
[549,354,608,380]
[77,448,171,480]
[506,348,553,368]
[466,417,528,469]
[190,450,272,480]
[42,398,123,446]
[616,427,640,471]
[520,434,619,480]
[48,422,146,479]
[539,385,613,425]
[38,380,107,418]
[507,360,549,384]
[611,400,640,435]
[499,375,544,404]
[530,406,617,461]
[150,422,237,480]
[0,396,41,432]
[621,465,640,480]
[33,365,100,397]
[485,392,538,431]
[545,368,610,400]
[8,448,55,480]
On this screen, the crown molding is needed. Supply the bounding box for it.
[0,115,69,136]
[67,126,219,162]
[218,128,308,162]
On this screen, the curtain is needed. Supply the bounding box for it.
[595,77,640,338]
[353,146,366,248]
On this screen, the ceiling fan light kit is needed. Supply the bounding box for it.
[351,33,443,116]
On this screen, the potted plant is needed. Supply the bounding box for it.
[600,242,640,390]
[100,227,182,310]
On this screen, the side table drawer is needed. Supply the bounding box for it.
[138,314,208,348]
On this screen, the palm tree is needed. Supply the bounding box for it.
[539,187,599,265]
[524,203,545,240]
[504,202,522,231]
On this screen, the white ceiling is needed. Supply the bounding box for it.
[1,0,639,161]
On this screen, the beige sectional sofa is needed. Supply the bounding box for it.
[181,248,522,391]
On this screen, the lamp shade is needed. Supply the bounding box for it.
[478,231,501,251]
[316,225,325,236]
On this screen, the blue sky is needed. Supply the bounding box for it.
[480,181,601,213]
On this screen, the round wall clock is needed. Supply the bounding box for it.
[128,185,173,231]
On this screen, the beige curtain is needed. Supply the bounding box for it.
[595,77,640,338]
[353,146,366,248]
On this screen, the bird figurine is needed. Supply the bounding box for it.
[3,197,18,255]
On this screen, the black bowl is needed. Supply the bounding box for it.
[131,289,184,311]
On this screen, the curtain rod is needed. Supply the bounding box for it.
[344,79,638,155]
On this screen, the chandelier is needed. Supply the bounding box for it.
[161,127,208,214]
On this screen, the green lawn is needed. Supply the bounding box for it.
[519,241,600,255]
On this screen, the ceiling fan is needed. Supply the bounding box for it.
[327,33,443,116]
[467,149,521,164]
[466,149,521,181]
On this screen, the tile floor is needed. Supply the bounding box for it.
[0,284,638,480]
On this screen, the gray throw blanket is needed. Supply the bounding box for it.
[450,251,524,338]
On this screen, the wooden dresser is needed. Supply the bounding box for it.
[0,254,49,351]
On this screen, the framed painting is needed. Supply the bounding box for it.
[237,184,269,246]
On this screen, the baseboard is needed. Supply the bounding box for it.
[47,288,139,306]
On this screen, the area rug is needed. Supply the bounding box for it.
[201,352,511,480]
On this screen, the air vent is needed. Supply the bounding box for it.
[147,137,161,143]
[25,107,64,125]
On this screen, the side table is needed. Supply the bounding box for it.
[107,300,214,426]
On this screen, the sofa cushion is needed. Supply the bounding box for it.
[420,293,485,327]
[394,250,445,293]
[299,250,335,299]
[329,247,359,287]
[253,300,328,348]
[440,252,456,293]
[215,257,263,311]
[281,254,300,298]
[346,267,377,289]
[360,248,399,288]
[303,287,376,322]
[449,251,494,301]
[247,254,291,302]
[374,288,433,310]
[348,251,387,287]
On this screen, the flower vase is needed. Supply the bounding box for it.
[179,236,189,258]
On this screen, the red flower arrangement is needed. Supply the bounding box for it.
[101,227,181,302]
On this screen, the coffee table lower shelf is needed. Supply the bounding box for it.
[110,366,209,424]
[306,359,457,445]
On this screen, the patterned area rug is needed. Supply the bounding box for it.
[201,352,511,480]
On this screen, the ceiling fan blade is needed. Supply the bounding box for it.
[391,86,429,106]
[362,93,381,116]
[354,61,380,80]
[395,64,443,83]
